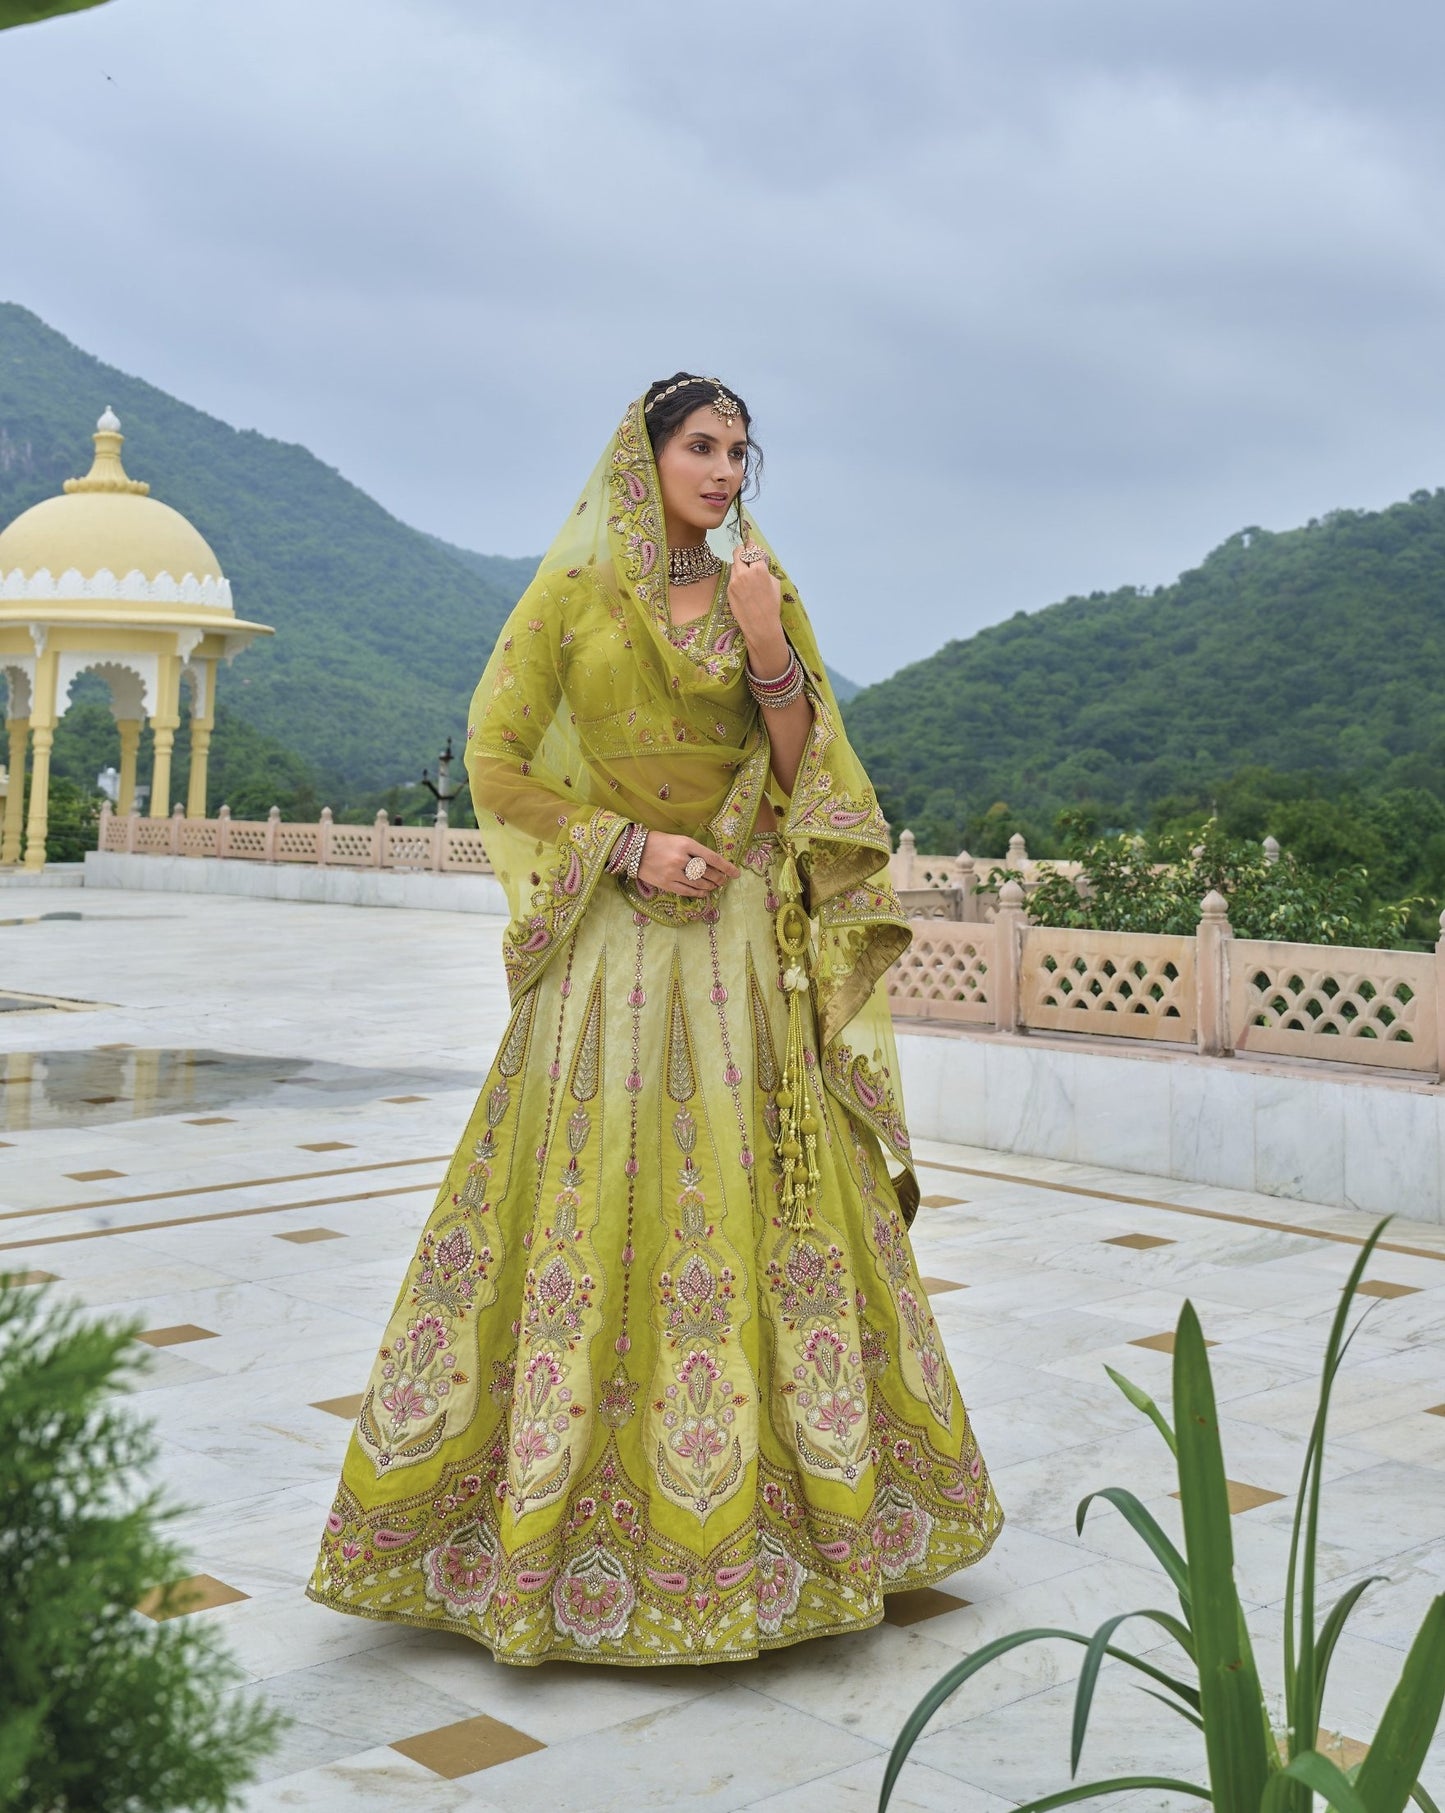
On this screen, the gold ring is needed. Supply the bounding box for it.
[683,855,709,883]
[739,546,768,565]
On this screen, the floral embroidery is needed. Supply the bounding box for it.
[870,1481,935,1580]
[552,1544,636,1648]
[424,1519,500,1618]
[755,1529,805,1636]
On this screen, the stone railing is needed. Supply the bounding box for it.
[888,880,1445,1079]
[97,802,493,875]
[888,829,1084,922]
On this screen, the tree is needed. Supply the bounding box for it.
[0,1277,281,1810]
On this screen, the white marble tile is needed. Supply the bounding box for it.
[984,1040,1077,1160]
[894,1034,944,1142]
[210,1592,411,1680]
[1253,1072,1346,1205]
[1341,1082,1444,1223]
[739,1753,1013,1812]
[469,1684,878,1812]
[931,1033,989,1147]
[1071,1051,1173,1176]
[382,1630,716,1741]
[1168,1060,1258,1193]
[911,1661,1208,1800]
[717,1619,1052,1744]
[239,1745,479,1811]
[1251,1460,1445,1569]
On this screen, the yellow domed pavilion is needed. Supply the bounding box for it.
[0,409,273,868]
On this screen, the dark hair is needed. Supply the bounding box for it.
[642,372,763,512]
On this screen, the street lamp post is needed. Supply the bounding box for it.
[421,736,465,828]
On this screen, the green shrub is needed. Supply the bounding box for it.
[1016,816,1423,949]
[880,1222,1445,1813]
[0,1276,282,1811]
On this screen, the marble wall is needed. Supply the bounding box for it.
[895,1025,1445,1225]
[84,851,509,917]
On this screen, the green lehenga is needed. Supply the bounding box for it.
[306,394,1002,1664]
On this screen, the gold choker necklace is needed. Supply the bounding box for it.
[669,542,722,587]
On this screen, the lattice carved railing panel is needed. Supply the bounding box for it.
[1230,939,1436,1073]
[1022,927,1196,1043]
[383,827,434,871]
[133,819,173,855]
[274,826,321,864]
[442,830,492,872]
[178,822,218,857]
[224,823,268,859]
[888,930,994,1024]
[101,814,129,852]
[327,826,379,866]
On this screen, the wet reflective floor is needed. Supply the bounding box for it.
[0,1047,473,1132]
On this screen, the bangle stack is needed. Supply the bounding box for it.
[746,647,807,710]
[607,822,649,882]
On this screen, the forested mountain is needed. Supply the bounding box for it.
[0,304,523,793]
[0,306,858,802]
[844,494,1445,853]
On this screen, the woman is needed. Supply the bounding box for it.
[308,375,1001,1665]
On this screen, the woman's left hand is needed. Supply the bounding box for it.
[727,540,785,661]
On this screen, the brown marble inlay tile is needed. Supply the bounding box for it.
[883,1587,971,1627]
[136,1324,218,1348]
[275,1227,345,1244]
[97,1042,135,1051]
[392,1713,545,1779]
[920,1194,967,1208]
[1426,1404,1445,1418]
[1172,1480,1284,1515]
[383,1095,428,1104]
[186,1116,236,1125]
[137,1573,249,1620]
[920,1277,967,1295]
[1105,1234,1175,1250]
[1356,1280,1420,1299]
[12,1269,58,1285]
[67,1168,126,1182]
[312,1392,365,1419]
[299,1141,354,1152]
[1131,1331,1217,1354]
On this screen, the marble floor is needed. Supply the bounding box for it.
[3,884,1443,1812]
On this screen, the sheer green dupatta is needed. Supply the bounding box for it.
[768,566,919,1222]
[465,395,919,1221]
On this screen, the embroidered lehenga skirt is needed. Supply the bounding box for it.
[307,839,1002,1665]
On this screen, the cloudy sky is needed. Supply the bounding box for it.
[6,0,1445,683]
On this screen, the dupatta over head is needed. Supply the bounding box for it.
[465,393,919,1218]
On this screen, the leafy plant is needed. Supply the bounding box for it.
[879,1220,1445,1812]
[0,0,111,28]
[1019,816,1422,950]
[0,1275,282,1810]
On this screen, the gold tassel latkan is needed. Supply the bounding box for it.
[773,848,819,1229]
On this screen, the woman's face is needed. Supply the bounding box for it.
[655,403,748,542]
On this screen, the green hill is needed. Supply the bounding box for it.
[0,304,858,799]
[844,494,1445,853]
[0,303,524,794]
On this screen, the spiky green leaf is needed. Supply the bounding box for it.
[1352,1595,1445,1813]
[1172,1299,1270,1812]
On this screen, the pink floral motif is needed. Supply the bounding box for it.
[552,1544,636,1649]
[671,1414,728,1465]
[423,1521,499,1616]
[812,1390,866,1437]
[755,1529,805,1637]
[871,1481,935,1580]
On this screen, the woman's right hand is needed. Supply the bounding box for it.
[636,832,741,898]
